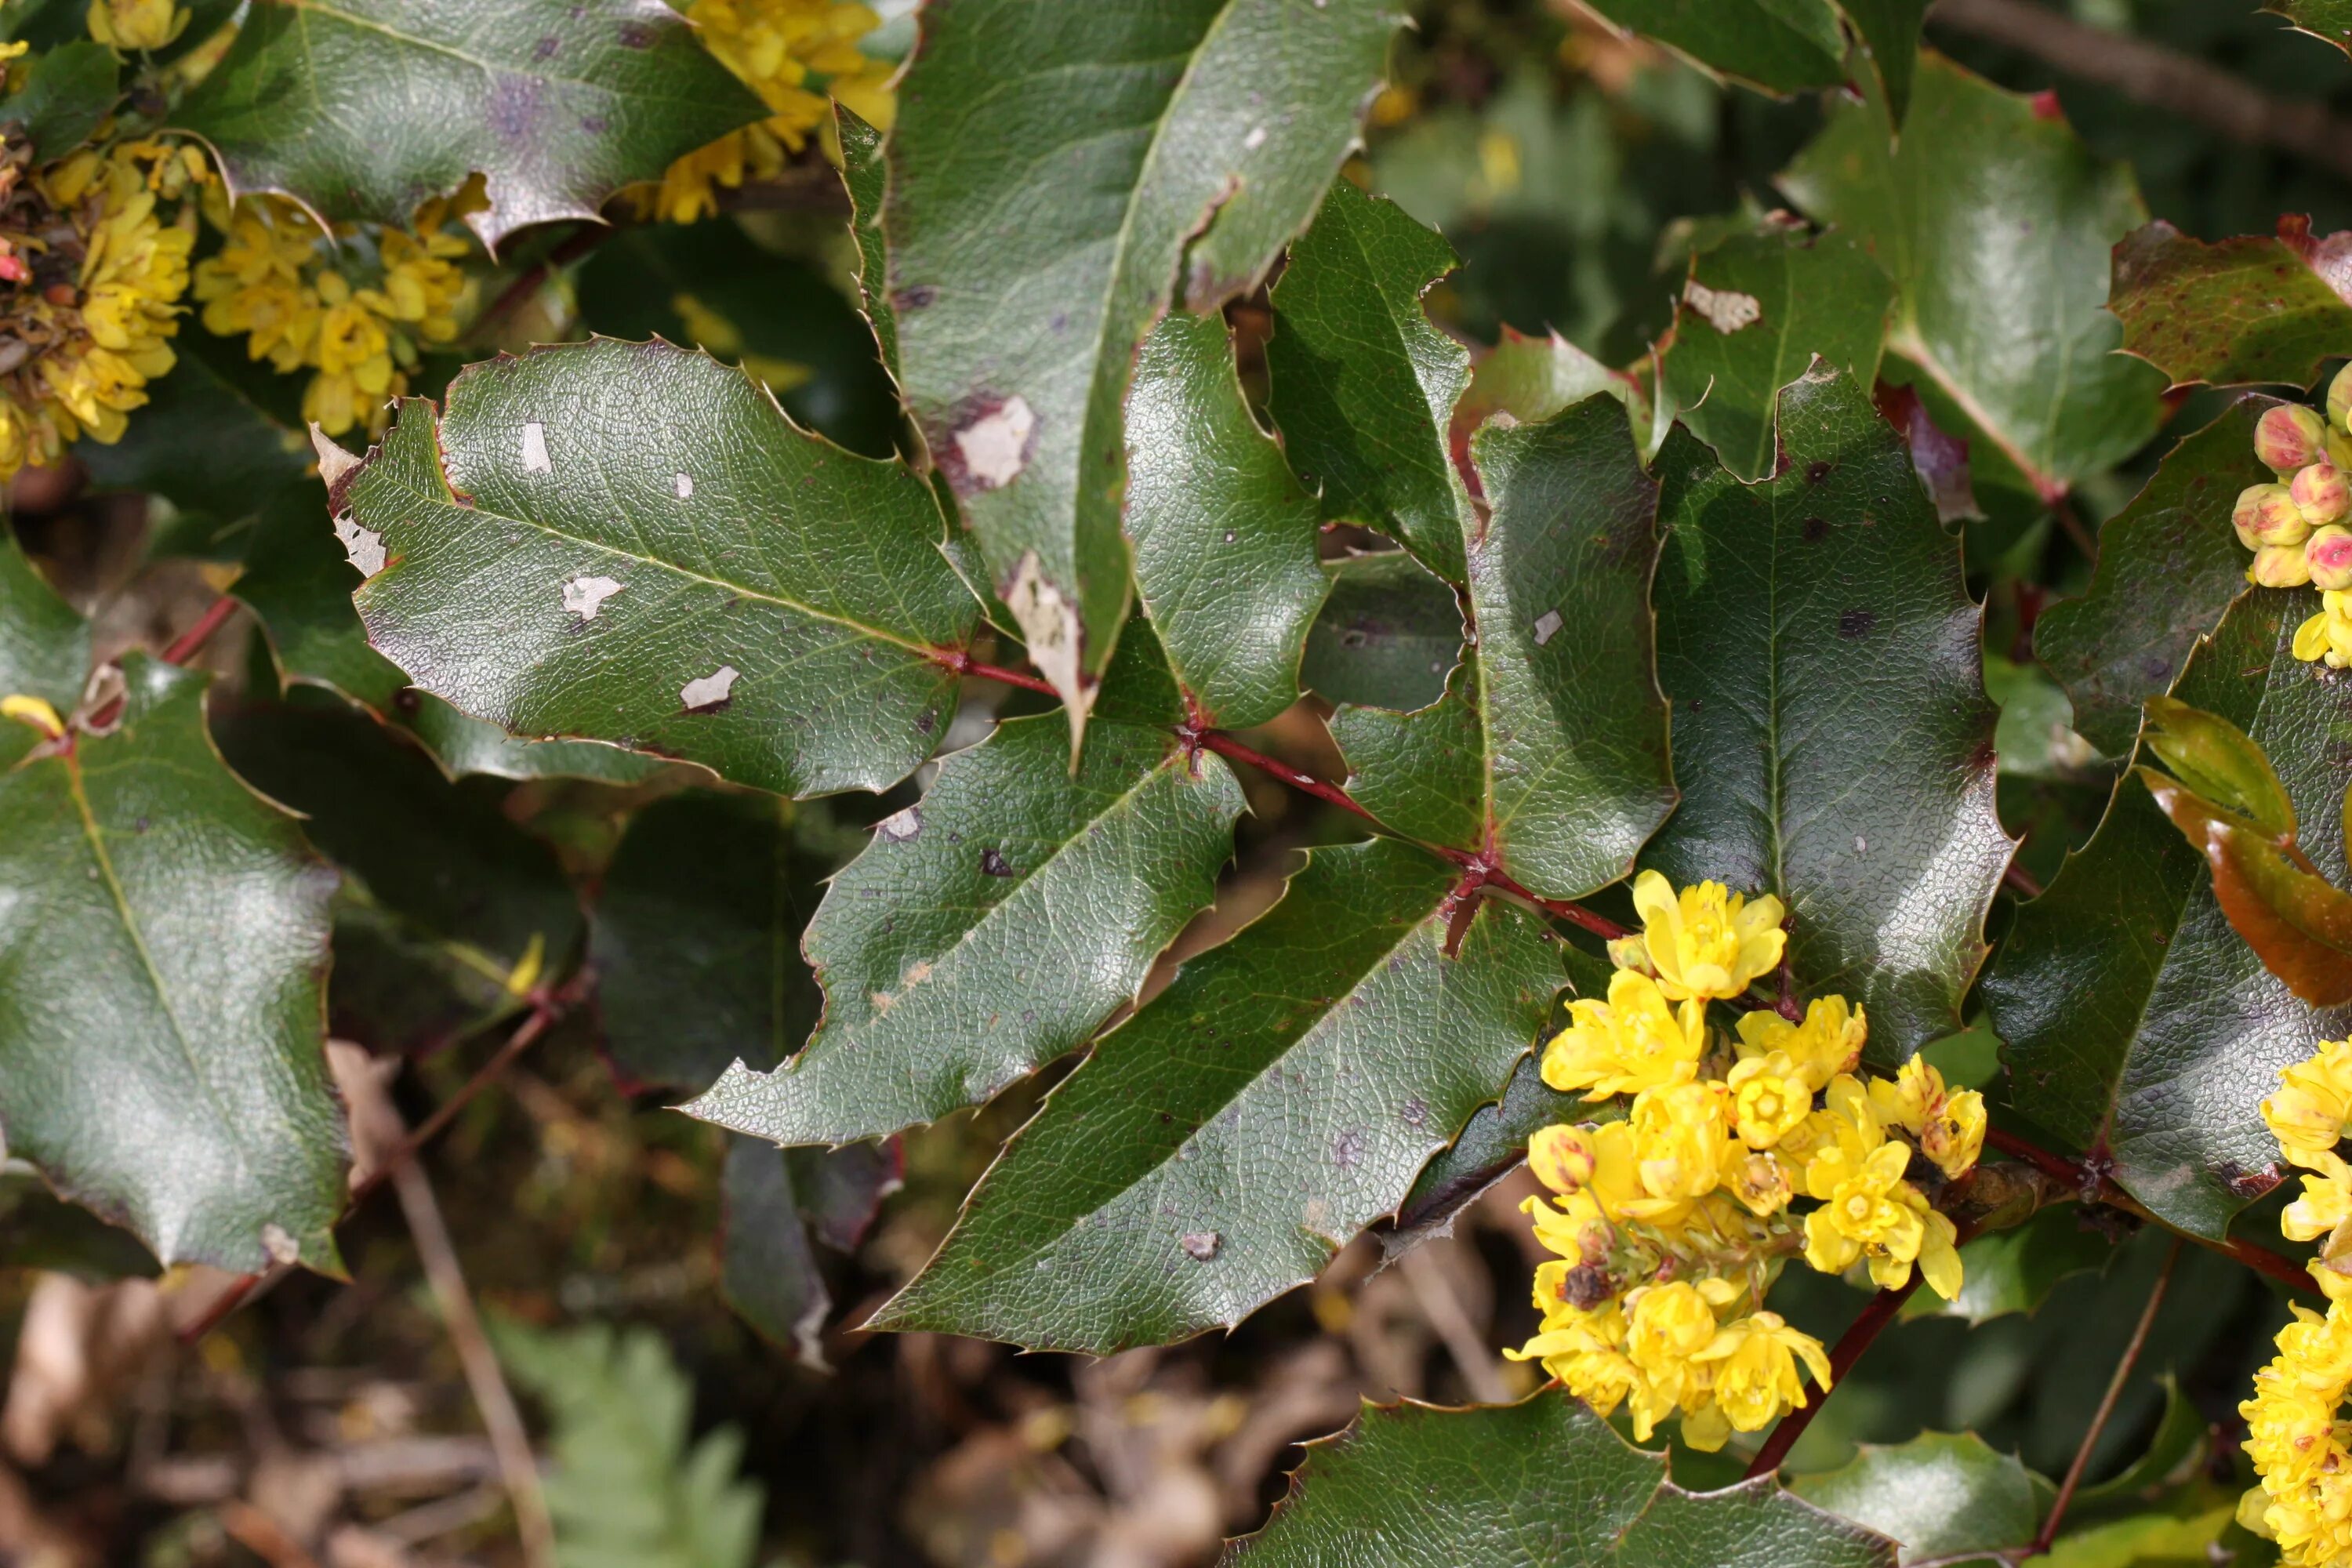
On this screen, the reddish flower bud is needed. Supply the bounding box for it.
[2259,405,2329,475]
[2331,365,2352,433]
[2252,543,2316,588]
[2296,463,2352,526]
[2237,483,2311,549]
[2310,526,2352,591]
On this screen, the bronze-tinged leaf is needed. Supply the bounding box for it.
[2142,768,2352,1007]
[2110,218,2352,390]
[2140,695,2296,844]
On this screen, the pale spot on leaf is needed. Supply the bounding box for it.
[307,423,361,489]
[1683,278,1762,334]
[674,471,694,499]
[1532,608,1563,646]
[260,1223,299,1266]
[876,806,923,843]
[681,664,739,710]
[521,421,552,472]
[1004,552,1095,760]
[334,515,386,576]
[953,395,1034,490]
[561,575,623,620]
[1181,1231,1220,1261]
[1243,125,1268,151]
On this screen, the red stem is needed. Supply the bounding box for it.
[2031,1237,2180,1555]
[934,648,1059,698]
[2002,860,2045,899]
[161,596,241,666]
[1744,1274,1922,1479]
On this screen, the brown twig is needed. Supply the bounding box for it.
[160,595,242,666]
[477,224,616,337]
[1929,0,2352,185]
[2002,860,2045,900]
[1744,1274,1924,1478]
[2033,1236,2180,1555]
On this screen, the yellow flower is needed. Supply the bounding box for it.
[2267,1040,2352,1171]
[1912,1198,1963,1300]
[1693,1311,1833,1434]
[1866,1056,1986,1180]
[641,0,896,223]
[1626,1081,1733,1215]
[1507,1299,1638,1417]
[1626,869,1786,1002]
[1726,1051,1811,1150]
[1621,1280,1722,1439]
[1736,995,1867,1091]
[1540,968,1706,1102]
[1802,1140,1920,1283]
[1725,1149,1795,1217]
[2284,1160,2352,1251]
[88,0,187,49]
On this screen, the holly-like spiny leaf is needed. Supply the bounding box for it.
[2110,219,2352,390]
[1647,362,2012,1059]
[0,658,344,1272]
[1452,327,1633,481]
[1658,227,1893,483]
[1788,1432,2046,1565]
[686,714,1246,1148]
[1266,180,1476,581]
[1984,589,2352,1240]
[1573,0,1846,96]
[2034,397,2278,759]
[837,103,896,387]
[172,0,765,252]
[876,837,1562,1354]
[1780,53,2165,507]
[1228,1393,1896,1567]
[1330,394,1676,901]
[1299,550,1462,713]
[2270,1,2352,56]
[885,0,1402,714]
[1124,309,1328,728]
[344,337,980,800]
[591,789,827,1094]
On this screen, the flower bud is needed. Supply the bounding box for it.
[2236,483,2310,548]
[2252,543,2316,588]
[1529,1123,1597,1196]
[2258,405,2330,475]
[2309,526,2352,591]
[2331,364,2352,432]
[2296,463,2352,525]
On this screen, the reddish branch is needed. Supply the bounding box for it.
[161,596,241,666]
[2033,1237,2180,1555]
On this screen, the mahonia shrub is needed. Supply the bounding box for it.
[15,0,2352,1563]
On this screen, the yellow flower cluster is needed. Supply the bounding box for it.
[88,0,188,51]
[2237,367,2352,663]
[191,188,474,436]
[642,0,895,224]
[2240,1039,2352,1562]
[1507,872,1984,1450]
[0,136,199,478]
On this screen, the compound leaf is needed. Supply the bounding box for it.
[687,715,1245,1147]
[0,657,343,1272]
[173,0,764,251]
[886,0,1401,711]
[1228,1394,1896,1567]
[1648,363,2012,1060]
[344,338,979,799]
[1984,589,2352,1240]
[877,837,1560,1354]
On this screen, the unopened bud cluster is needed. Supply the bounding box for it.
[2238,1039,2352,1561]
[2236,372,2352,665]
[1507,872,1984,1451]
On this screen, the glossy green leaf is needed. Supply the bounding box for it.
[1575,0,1845,96]
[1659,228,1893,482]
[345,338,979,799]
[1984,589,2352,1240]
[1914,1203,2113,1326]
[720,1135,831,1366]
[886,0,1401,710]
[1790,1432,2044,1566]
[2074,1377,2204,1510]
[1,40,116,159]
[837,103,896,385]
[0,532,88,770]
[1835,0,1928,125]
[1267,180,1475,581]
[1228,1394,1896,1567]
[1453,328,1628,476]
[1780,53,2165,503]
[2140,696,2295,843]
[394,696,668,786]
[2270,1,2352,55]
[1124,309,1327,728]
[880,837,1559,1353]
[1648,364,2011,1058]
[686,716,1245,1146]
[172,0,764,251]
[592,789,826,1094]
[1327,397,1675,895]
[0,657,343,1271]
[1299,550,1462,713]
[2033,399,2277,759]
[2110,220,2352,390]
